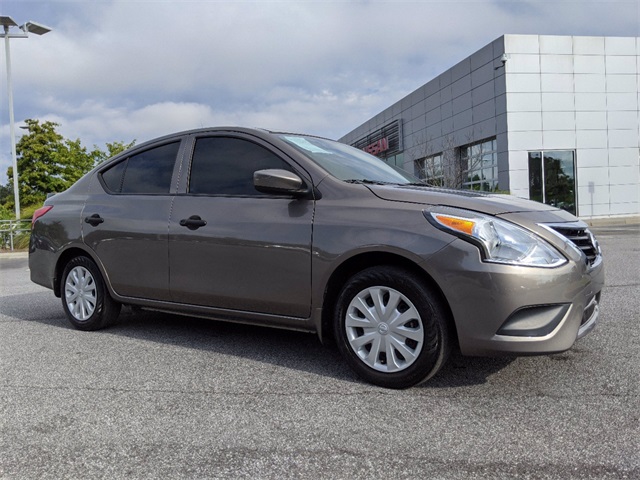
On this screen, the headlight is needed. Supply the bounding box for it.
[425,208,567,268]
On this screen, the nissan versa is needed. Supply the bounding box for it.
[29,127,604,388]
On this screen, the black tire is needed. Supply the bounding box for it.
[60,256,121,331]
[334,266,450,389]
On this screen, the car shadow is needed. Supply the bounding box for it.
[1,291,515,388]
[426,351,516,389]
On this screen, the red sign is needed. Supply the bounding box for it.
[363,137,389,156]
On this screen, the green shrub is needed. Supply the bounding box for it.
[0,203,35,249]
[13,231,31,250]
[0,205,14,220]
[20,203,42,220]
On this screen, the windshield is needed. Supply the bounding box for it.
[277,134,422,185]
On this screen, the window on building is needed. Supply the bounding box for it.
[415,153,444,186]
[384,153,405,170]
[461,138,498,192]
[528,150,576,215]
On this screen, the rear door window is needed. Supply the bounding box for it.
[100,142,180,194]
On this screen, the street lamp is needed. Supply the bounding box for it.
[0,16,51,219]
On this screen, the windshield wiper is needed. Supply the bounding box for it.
[344,179,397,185]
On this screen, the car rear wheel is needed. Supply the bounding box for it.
[334,266,450,389]
[61,256,121,331]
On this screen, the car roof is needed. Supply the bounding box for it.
[109,127,333,162]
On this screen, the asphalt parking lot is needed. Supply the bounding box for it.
[1,225,638,479]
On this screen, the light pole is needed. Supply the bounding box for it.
[0,16,51,219]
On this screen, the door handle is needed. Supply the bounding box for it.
[179,215,207,230]
[84,214,104,227]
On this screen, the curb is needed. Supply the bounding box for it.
[0,251,29,259]
[582,215,640,227]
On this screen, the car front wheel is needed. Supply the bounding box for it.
[61,256,121,331]
[334,266,450,389]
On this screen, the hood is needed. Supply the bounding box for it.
[367,184,578,221]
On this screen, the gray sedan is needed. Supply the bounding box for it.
[29,127,604,388]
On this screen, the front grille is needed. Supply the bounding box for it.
[547,224,600,266]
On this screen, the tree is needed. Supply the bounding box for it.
[4,119,135,214]
[94,140,136,164]
[57,138,101,186]
[11,119,68,206]
[0,184,11,205]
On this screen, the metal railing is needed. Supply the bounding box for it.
[0,219,31,251]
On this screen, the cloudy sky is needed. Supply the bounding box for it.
[1,0,638,183]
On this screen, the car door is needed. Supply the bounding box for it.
[168,134,314,318]
[82,139,185,300]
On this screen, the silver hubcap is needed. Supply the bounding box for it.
[65,266,97,321]
[345,286,424,373]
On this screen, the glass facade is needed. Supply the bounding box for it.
[415,153,444,186]
[528,150,576,215]
[384,153,405,169]
[461,138,499,192]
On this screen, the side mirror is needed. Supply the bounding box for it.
[253,169,310,197]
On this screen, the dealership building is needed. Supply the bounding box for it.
[340,34,640,221]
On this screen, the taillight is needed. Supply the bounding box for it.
[32,205,53,229]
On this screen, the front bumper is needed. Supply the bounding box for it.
[577,293,600,339]
[423,238,604,357]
